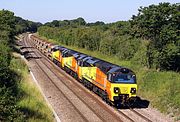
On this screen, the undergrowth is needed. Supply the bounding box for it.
[10,55,54,122]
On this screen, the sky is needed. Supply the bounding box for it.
[0,0,179,23]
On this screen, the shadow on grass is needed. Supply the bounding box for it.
[19,107,47,120]
[16,80,49,121]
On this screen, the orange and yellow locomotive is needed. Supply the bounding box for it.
[30,34,137,106]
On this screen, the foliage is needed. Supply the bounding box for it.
[137,70,180,117]
[131,40,150,67]
[0,86,24,121]
[86,21,105,26]
[44,17,86,27]
[15,16,42,34]
[0,10,15,42]
[39,3,180,71]
[0,9,23,121]
[0,42,24,121]
[0,9,41,41]
[131,2,180,71]
[0,41,13,87]
[0,9,47,121]
[11,57,54,122]
[38,20,140,60]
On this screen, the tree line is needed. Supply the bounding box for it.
[0,9,41,121]
[38,2,180,71]
[130,2,180,71]
[39,21,141,59]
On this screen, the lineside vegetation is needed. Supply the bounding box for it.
[0,9,53,121]
[10,55,54,122]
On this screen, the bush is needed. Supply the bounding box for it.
[131,40,149,67]
[0,42,24,121]
[131,2,180,71]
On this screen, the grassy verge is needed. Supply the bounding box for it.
[38,34,180,120]
[10,54,54,122]
[138,70,180,118]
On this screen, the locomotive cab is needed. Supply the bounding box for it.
[107,68,137,106]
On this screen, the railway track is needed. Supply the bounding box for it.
[21,33,153,122]
[23,34,124,122]
[129,108,152,122]
[23,36,89,121]
[27,36,127,122]
[116,108,152,122]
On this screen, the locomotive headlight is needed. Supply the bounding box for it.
[130,88,136,94]
[114,87,120,94]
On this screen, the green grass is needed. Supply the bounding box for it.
[10,55,54,122]
[138,71,180,113]
[38,34,180,120]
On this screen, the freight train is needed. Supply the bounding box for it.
[30,34,137,107]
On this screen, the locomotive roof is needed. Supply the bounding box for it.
[93,60,120,74]
[58,47,132,74]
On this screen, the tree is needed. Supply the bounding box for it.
[131,2,180,71]
[15,16,42,33]
[0,10,15,42]
[0,10,26,121]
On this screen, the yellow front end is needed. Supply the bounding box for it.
[109,83,137,102]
